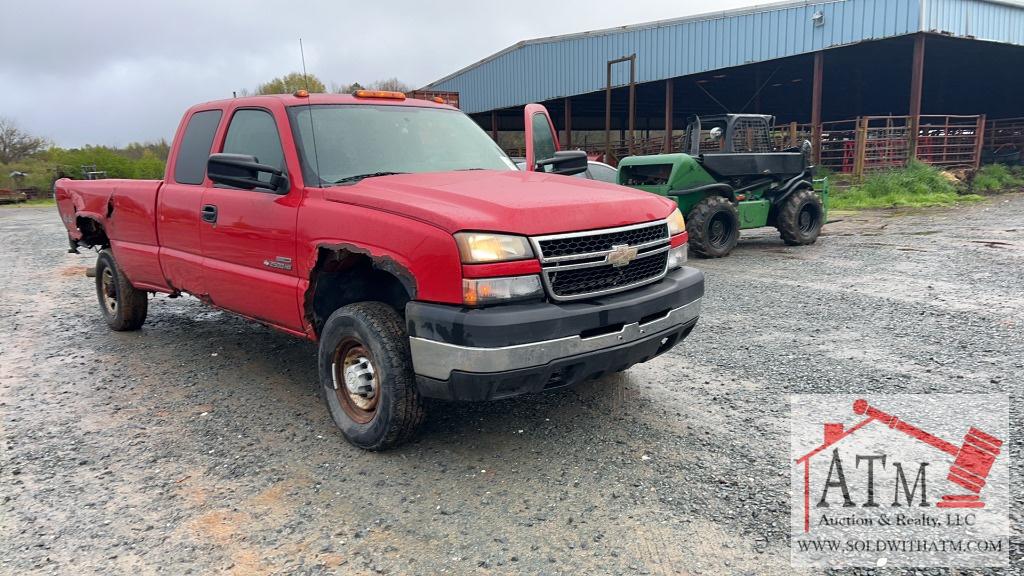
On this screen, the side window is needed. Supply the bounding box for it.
[222,109,285,187]
[531,113,557,164]
[174,110,222,185]
[588,163,618,183]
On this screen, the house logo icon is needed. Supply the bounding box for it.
[795,398,1004,533]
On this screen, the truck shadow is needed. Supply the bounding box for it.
[141,296,644,456]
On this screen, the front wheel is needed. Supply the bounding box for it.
[686,196,740,258]
[776,188,824,246]
[317,302,425,450]
[95,249,148,331]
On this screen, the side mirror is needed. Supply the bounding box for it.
[535,150,588,176]
[207,153,289,194]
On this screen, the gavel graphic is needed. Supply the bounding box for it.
[853,399,1003,508]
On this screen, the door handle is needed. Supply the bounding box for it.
[201,204,218,224]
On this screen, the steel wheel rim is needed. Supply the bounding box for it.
[708,214,733,248]
[798,205,817,234]
[331,339,379,424]
[101,267,118,315]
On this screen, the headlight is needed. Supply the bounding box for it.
[463,275,543,306]
[667,208,686,236]
[454,232,534,263]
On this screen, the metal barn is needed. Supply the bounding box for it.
[424,0,1024,172]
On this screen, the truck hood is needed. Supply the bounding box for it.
[321,170,675,235]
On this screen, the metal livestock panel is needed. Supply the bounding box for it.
[428,0,931,113]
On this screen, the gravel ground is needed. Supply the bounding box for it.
[1,196,1021,575]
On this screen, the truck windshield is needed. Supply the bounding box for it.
[289,104,516,185]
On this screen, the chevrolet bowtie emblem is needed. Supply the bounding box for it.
[605,244,638,267]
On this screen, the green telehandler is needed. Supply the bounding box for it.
[617,114,829,258]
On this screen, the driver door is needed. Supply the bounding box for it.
[523,103,560,171]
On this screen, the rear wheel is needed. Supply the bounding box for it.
[685,196,740,258]
[776,188,824,246]
[317,302,424,450]
[95,249,148,331]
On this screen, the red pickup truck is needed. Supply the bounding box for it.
[56,91,704,449]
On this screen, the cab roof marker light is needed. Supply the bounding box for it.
[353,90,406,100]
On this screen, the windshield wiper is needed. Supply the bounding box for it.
[332,171,409,184]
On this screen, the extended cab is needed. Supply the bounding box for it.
[56,92,705,449]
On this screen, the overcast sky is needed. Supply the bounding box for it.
[1,0,755,147]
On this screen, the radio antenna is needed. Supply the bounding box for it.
[299,38,322,187]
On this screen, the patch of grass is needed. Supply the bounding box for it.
[971,163,1024,193]
[830,161,983,210]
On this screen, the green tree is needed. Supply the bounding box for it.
[370,78,410,92]
[256,72,326,95]
[332,81,365,94]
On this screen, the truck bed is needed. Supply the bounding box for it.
[55,178,169,291]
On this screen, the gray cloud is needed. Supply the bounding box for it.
[1,0,751,146]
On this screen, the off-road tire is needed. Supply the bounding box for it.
[685,196,740,258]
[317,302,424,450]
[95,249,148,331]
[776,187,824,246]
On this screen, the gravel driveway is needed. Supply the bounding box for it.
[2,197,1021,575]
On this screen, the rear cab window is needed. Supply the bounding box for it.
[173,110,223,185]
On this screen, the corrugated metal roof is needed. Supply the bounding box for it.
[425,0,1024,114]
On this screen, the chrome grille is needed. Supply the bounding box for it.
[549,252,669,297]
[537,224,668,259]
[531,221,670,301]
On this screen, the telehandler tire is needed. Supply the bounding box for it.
[686,196,740,258]
[95,249,148,331]
[776,188,824,246]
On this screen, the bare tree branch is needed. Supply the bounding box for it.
[0,117,48,164]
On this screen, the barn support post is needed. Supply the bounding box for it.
[664,79,675,153]
[811,51,824,164]
[909,34,926,159]
[628,54,636,156]
[490,110,498,141]
[563,97,573,148]
[605,62,613,163]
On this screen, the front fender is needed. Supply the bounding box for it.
[296,199,464,308]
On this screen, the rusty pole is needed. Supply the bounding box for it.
[564,97,573,149]
[811,52,824,165]
[853,116,869,179]
[605,62,613,163]
[974,115,987,169]
[664,79,675,153]
[628,54,636,156]
[605,55,638,164]
[490,110,498,141]
[908,34,926,160]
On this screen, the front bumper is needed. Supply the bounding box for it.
[406,266,704,401]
